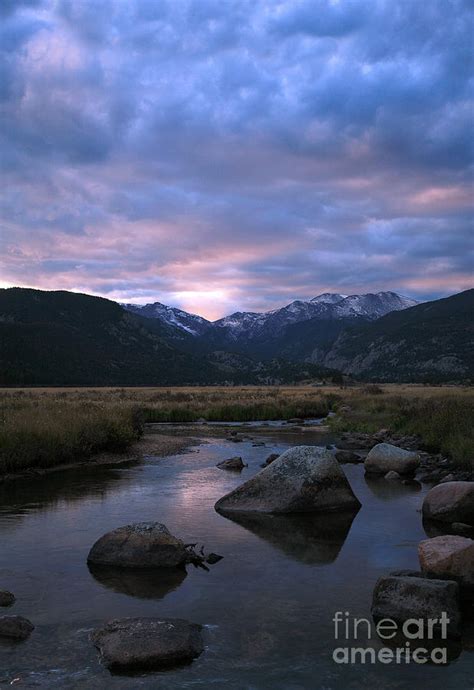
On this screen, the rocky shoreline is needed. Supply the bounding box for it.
[334,429,473,483]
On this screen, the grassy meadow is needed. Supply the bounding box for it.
[0,384,473,474]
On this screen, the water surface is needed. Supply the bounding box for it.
[0,431,472,688]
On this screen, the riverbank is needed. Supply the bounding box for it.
[1,384,472,476]
[0,432,201,483]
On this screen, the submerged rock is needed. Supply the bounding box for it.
[92,617,204,671]
[418,535,474,587]
[0,591,15,607]
[215,446,361,515]
[216,457,246,471]
[384,470,401,481]
[422,481,474,526]
[364,443,420,476]
[87,522,188,569]
[335,450,362,464]
[371,575,461,638]
[0,615,34,640]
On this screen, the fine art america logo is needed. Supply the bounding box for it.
[332,611,451,665]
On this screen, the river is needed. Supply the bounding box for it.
[0,428,472,688]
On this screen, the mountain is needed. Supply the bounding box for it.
[199,291,418,354]
[0,288,337,386]
[323,289,474,382]
[0,288,218,385]
[122,302,210,336]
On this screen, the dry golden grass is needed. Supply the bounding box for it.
[1,384,472,472]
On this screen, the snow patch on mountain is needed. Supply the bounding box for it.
[122,302,211,336]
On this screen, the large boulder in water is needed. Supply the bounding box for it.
[371,574,461,638]
[364,443,420,476]
[422,482,474,526]
[87,522,188,569]
[92,617,204,671]
[418,535,474,587]
[214,446,361,515]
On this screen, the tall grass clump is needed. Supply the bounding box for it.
[0,401,142,474]
[394,396,474,468]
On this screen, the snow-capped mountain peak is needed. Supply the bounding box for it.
[310,293,347,304]
[122,302,210,336]
[121,290,418,341]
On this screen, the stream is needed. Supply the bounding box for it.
[0,428,472,688]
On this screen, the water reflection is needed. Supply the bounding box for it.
[365,476,422,500]
[0,464,133,519]
[218,510,359,564]
[88,563,187,600]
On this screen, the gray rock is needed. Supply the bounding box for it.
[0,615,34,640]
[422,482,474,525]
[216,457,246,471]
[385,470,401,481]
[371,575,461,638]
[88,522,188,569]
[390,569,423,577]
[260,453,279,468]
[215,446,361,515]
[419,535,474,586]
[335,450,362,464]
[92,617,204,671]
[0,591,15,607]
[364,443,420,476]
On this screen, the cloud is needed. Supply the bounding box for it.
[0,0,472,318]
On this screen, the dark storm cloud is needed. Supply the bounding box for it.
[0,0,472,318]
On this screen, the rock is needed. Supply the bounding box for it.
[390,569,423,577]
[364,443,420,476]
[287,418,305,424]
[252,441,266,447]
[227,437,243,443]
[92,617,204,671]
[418,535,474,586]
[385,470,401,481]
[440,473,455,483]
[260,453,279,468]
[0,616,34,640]
[205,553,223,565]
[0,591,15,607]
[335,450,362,464]
[371,575,461,638]
[87,522,188,569]
[422,482,474,526]
[215,446,361,515]
[452,522,474,537]
[216,457,246,471]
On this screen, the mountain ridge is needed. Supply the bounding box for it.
[122,291,419,342]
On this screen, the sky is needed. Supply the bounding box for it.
[0,0,473,320]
